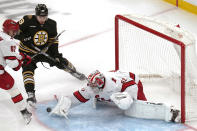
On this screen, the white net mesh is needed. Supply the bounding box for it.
[116,14,197,122]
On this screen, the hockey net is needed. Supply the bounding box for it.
[115,14,197,123]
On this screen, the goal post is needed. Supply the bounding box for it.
[115,14,197,123]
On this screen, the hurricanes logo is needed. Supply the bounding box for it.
[34,31,48,46]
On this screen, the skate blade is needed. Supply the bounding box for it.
[27,101,37,109]
[24,117,32,125]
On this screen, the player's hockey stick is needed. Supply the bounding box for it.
[22,46,87,80]
[39,51,87,80]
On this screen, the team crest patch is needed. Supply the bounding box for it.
[34,30,48,46]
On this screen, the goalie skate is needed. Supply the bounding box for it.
[170,108,181,123]
[20,108,32,124]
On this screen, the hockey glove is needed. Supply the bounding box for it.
[20,52,32,66]
[12,59,22,71]
[55,56,69,69]
[110,92,133,110]
[54,57,65,69]
[50,96,71,119]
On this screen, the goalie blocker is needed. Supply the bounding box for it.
[49,70,181,123]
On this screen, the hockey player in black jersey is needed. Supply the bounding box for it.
[15,4,86,108]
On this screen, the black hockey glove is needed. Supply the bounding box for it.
[55,56,69,69]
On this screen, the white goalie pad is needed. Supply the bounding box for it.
[124,100,181,122]
[50,96,71,119]
[110,92,133,110]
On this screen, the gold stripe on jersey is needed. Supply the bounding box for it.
[52,41,59,44]
[49,37,56,40]
[48,37,59,44]
[19,42,37,54]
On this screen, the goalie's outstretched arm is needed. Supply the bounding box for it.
[49,86,94,117]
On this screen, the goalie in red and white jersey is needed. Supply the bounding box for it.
[50,70,181,123]
[0,19,32,124]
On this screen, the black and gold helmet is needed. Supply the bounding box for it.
[35,4,48,16]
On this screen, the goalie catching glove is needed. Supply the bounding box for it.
[49,96,71,119]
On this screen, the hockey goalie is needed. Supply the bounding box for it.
[49,70,181,123]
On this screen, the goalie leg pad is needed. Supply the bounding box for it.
[124,100,181,122]
[125,100,166,120]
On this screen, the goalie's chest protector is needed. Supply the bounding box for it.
[98,71,130,100]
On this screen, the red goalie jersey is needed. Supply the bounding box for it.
[73,70,147,104]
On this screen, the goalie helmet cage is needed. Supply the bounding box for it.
[115,14,197,123]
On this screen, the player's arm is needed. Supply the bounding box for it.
[50,86,94,118]
[47,20,60,58]
[15,15,31,42]
[15,15,37,54]
[72,86,93,105]
[2,43,22,71]
[2,42,31,70]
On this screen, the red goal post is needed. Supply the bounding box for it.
[115,14,197,123]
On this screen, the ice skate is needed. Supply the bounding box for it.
[27,92,37,108]
[170,108,181,123]
[20,108,32,124]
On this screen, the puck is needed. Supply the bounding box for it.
[46,107,52,112]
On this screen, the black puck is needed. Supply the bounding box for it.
[46,107,52,112]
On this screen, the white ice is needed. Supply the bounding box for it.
[0,0,197,130]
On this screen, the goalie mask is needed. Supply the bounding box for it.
[87,70,105,89]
